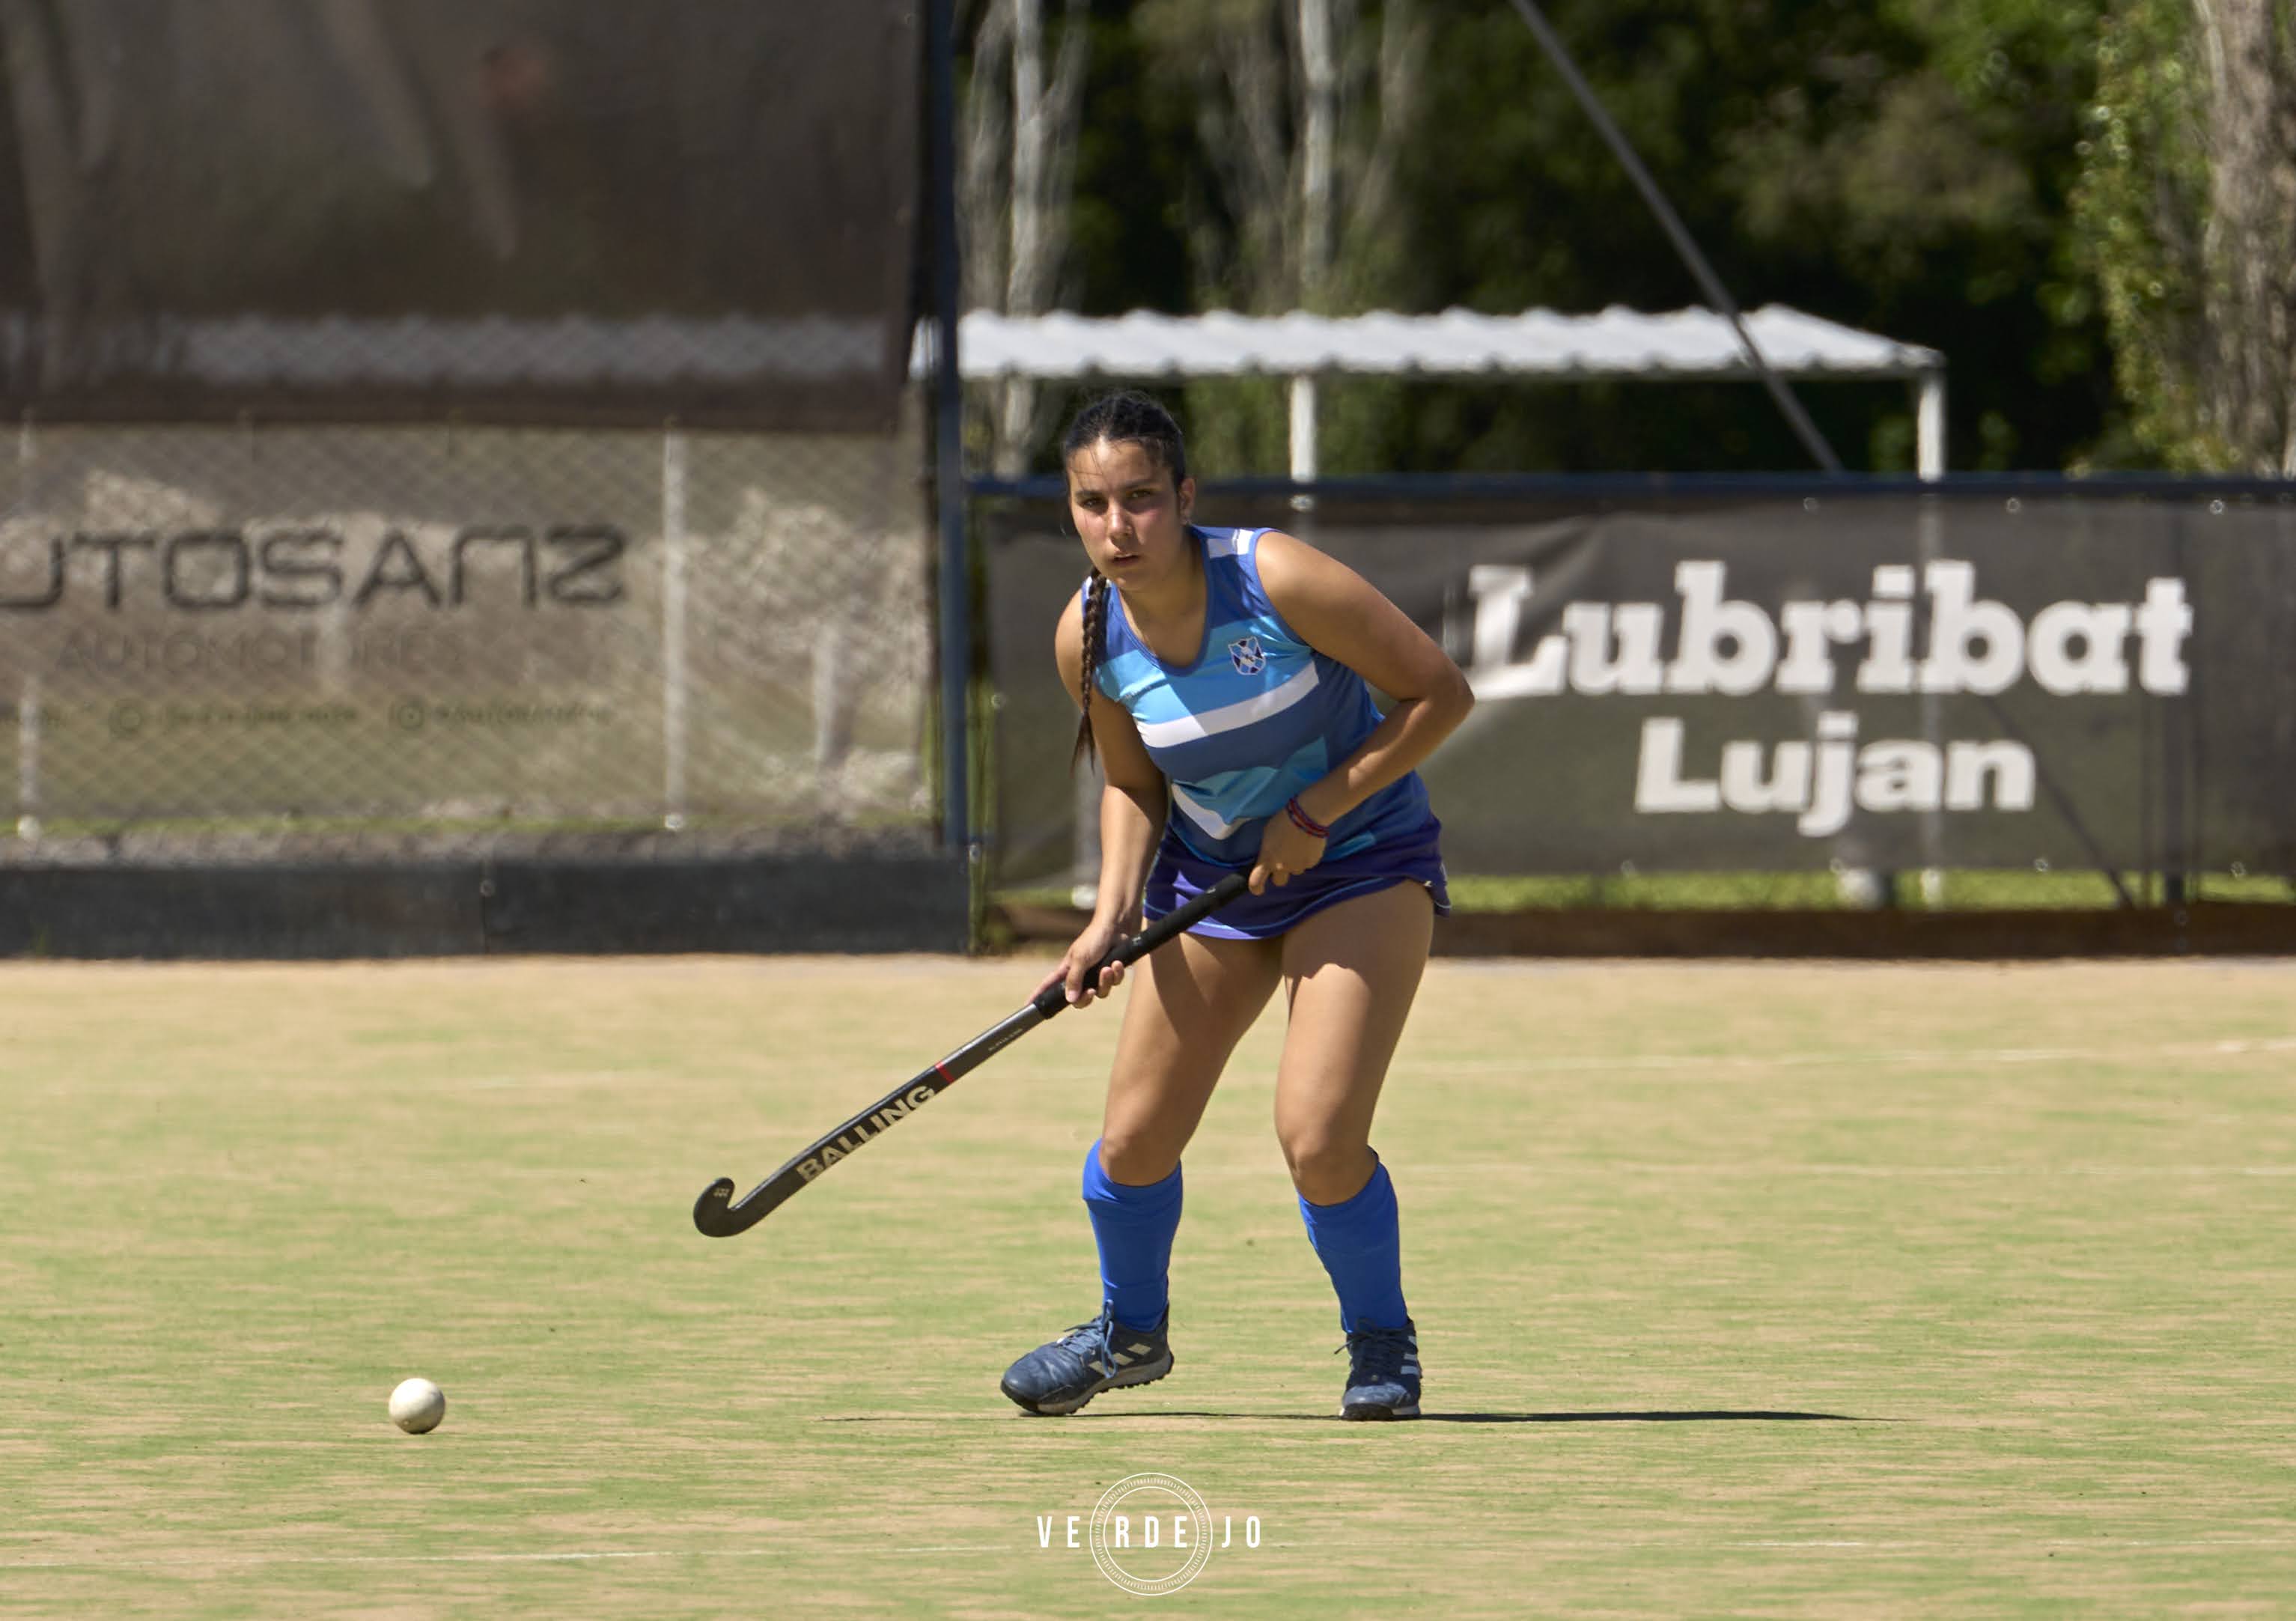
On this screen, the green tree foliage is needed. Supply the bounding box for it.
[2074,0,2296,473]
[1368,0,2113,474]
[1026,0,2121,475]
[2071,0,2217,468]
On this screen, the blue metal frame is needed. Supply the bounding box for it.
[972,471,2296,505]
[928,0,969,854]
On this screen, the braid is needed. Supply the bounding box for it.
[1073,570,1109,770]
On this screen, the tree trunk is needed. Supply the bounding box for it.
[960,0,1091,477]
[994,0,1089,475]
[1149,0,1420,315]
[1297,0,1338,310]
[2193,0,2296,473]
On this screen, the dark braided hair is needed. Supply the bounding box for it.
[1065,392,1188,770]
[1073,566,1112,770]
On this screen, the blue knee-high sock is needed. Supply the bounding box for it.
[1297,1158,1409,1333]
[1082,1141,1183,1331]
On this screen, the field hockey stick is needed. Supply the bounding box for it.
[692,871,1251,1238]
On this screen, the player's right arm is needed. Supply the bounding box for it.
[1036,590,1169,1009]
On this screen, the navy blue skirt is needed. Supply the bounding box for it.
[1142,815,1450,941]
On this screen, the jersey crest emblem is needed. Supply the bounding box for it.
[1228,635,1267,675]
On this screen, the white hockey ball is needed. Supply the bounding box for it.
[388,1377,447,1435]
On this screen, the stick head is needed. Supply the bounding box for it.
[692,1169,805,1237]
[692,1177,740,1237]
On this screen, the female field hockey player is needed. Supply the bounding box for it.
[999,392,1474,1421]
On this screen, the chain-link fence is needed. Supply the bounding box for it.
[0,420,935,866]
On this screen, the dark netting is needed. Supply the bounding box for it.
[0,1,918,429]
[0,1,940,875]
[0,422,934,864]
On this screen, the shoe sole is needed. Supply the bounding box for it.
[1003,1354,1174,1417]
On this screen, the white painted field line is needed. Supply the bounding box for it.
[1398,1163,2296,1179]
[0,1549,754,1571]
[1717,1537,2296,1553]
[1415,1034,2296,1076]
[1720,1538,2296,1552]
[0,1544,1205,1573]
[1003,1033,2296,1084]
[13,1536,2293,1572]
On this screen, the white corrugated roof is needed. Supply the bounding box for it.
[920,304,1940,381]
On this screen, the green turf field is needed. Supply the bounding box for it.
[4,955,2293,1617]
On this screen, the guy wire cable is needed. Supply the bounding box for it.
[1503,0,1846,474]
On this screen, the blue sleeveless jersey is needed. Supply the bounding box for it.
[1090,526,1435,870]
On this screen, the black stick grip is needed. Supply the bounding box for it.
[1029,872,1252,1019]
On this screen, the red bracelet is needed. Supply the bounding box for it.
[1284,797,1330,839]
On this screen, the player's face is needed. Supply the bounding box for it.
[1065,438,1194,586]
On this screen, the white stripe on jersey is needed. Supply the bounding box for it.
[1133,660,1321,748]
[1169,783,1243,840]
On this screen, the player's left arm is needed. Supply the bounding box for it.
[1256,529,1475,830]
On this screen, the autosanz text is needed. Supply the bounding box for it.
[0,526,626,612]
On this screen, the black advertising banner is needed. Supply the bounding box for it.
[0,1,918,429]
[984,494,2296,881]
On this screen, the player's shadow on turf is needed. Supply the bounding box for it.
[1075,1409,1869,1423]
[820,1408,1875,1424]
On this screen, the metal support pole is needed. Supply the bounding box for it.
[661,429,689,832]
[1071,756,1103,911]
[1915,372,1947,481]
[15,416,34,841]
[1288,374,1318,511]
[929,0,971,854]
[1915,496,1946,906]
[16,673,37,841]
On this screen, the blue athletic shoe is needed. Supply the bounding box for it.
[1000,1307,1173,1416]
[1340,1319,1422,1420]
